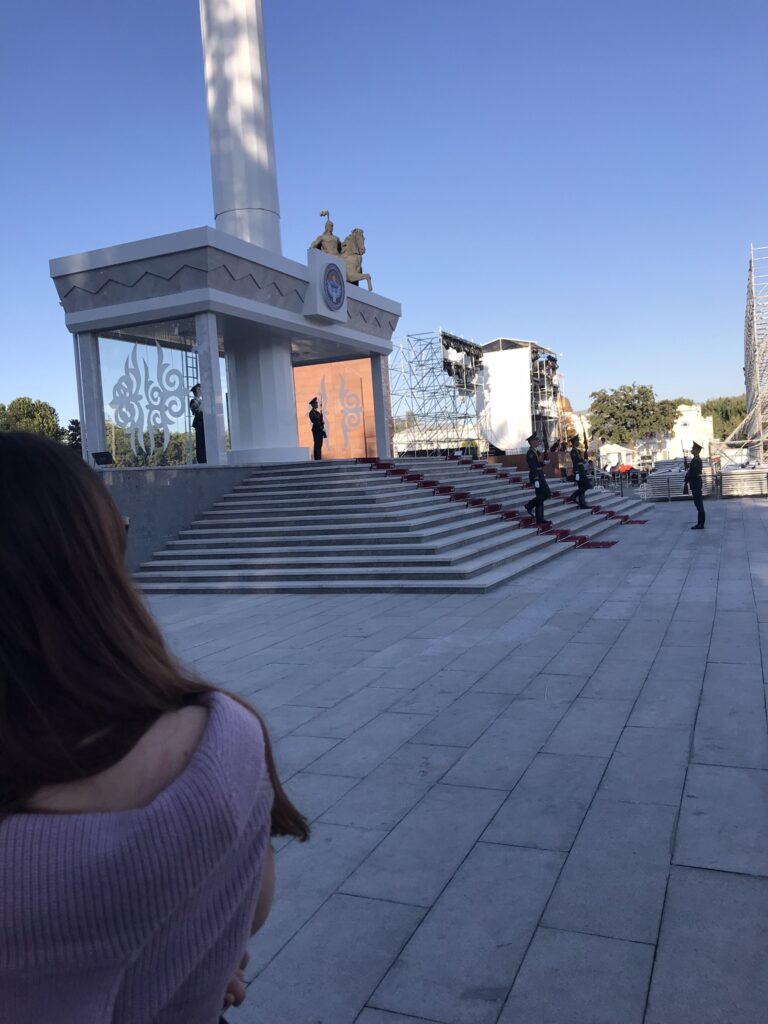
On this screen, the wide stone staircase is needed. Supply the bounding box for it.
[135,457,649,595]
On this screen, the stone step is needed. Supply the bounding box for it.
[205,493,443,516]
[174,498,645,549]
[138,453,651,594]
[136,542,573,595]
[135,532,558,584]
[184,505,485,534]
[230,477,405,495]
[147,527,544,571]
[166,516,521,553]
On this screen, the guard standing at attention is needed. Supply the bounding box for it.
[569,434,590,509]
[684,441,705,529]
[309,397,326,461]
[189,384,206,464]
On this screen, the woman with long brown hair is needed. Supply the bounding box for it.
[0,432,308,1023]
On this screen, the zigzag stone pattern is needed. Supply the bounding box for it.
[347,298,399,339]
[53,247,308,317]
[53,247,398,340]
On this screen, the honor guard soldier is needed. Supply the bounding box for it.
[684,441,705,529]
[524,437,552,526]
[189,384,206,464]
[525,433,540,485]
[309,397,326,461]
[569,435,590,509]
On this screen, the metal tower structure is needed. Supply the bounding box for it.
[389,331,487,456]
[723,245,768,462]
[741,245,768,461]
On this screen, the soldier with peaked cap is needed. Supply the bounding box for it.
[569,434,590,509]
[189,384,206,464]
[525,433,540,485]
[684,441,705,529]
[309,397,326,461]
[523,434,551,525]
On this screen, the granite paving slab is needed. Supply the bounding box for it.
[370,843,564,1024]
[482,751,606,851]
[542,697,633,757]
[309,712,432,778]
[340,784,505,907]
[598,725,690,806]
[499,927,654,1024]
[242,895,424,1024]
[319,743,464,832]
[543,798,677,942]
[692,662,768,769]
[244,821,387,976]
[645,866,768,1024]
[674,762,768,877]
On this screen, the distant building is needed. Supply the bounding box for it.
[596,403,715,469]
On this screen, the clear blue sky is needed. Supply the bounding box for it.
[2,0,766,421]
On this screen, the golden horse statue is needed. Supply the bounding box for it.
[310,212,372,291]
[341,228,372,291]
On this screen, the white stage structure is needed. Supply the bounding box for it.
[479,338,563,452]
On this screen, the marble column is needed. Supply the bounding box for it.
[225,333,307,462]
[194,312,228,465]
[199,0,281,252]
[73,332,106,462]
[370,353,391,459]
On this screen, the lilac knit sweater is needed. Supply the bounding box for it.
[0,692,273,1024]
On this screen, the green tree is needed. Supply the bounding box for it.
[0,397,64,440]
[65,418,82,452]
[588,384,663,445]
[104,420,190,467]
[701,395,747,439]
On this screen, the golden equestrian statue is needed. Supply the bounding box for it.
[309,210,372,291]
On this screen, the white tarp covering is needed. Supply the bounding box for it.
[478,347,532,451]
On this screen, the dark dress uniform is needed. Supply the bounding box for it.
[570,441,589,509]
[190,395,206,464]
[309,406,325,461]
[685,453,705,528]
[524,447,551,524]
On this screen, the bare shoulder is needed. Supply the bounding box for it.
[30,704,210,814]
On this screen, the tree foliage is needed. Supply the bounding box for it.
[588,384,664,445]
[0,397,64,440]
[65,418,82,452]
[701,395,747,439]
[104,420,190,467]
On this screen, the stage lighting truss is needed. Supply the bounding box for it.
[388,331,488,457]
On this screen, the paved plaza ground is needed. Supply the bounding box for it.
[150,497,768,1024]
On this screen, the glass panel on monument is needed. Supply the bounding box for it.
[98,319,227,466]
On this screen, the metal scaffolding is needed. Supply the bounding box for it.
[388,331,487,456]
[530,345,562,445]
[739,244,768,461]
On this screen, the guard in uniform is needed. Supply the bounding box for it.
[569,435,590,509]
[524,438,551,525]
[309,397,326,461]
[685,441,705,529]
[189,384,206,464]
[525,433,539,485]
